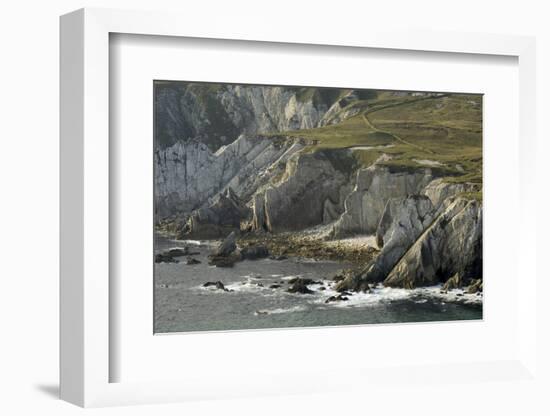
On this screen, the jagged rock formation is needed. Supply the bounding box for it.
[179,188,250,239]
[331,166,434,237]
[155,83,483,291]
[384,197,482,288]
[366,195,435,282]
[155,135,302,218]
[422,178,480,211]
[155,84,349,151]
[251,151,350,233]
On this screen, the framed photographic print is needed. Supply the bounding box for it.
[60,7,541,409]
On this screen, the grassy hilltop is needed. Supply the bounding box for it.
[274,90,482,188]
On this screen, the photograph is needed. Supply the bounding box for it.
[153,81,483,333]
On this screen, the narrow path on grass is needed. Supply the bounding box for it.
[361,113,435,155]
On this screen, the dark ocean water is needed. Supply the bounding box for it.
[154,234,482,333]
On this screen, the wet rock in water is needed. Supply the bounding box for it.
[255,310,269,315]
[269,284,281,289]
[186,257,201,265]
[203,281,230,292]
[287,277,321,285]
[332,271,347,282]
[215,231,237,256]
[466,278,483,294]
[325,294,349,303]
[208,253,241,268]
[442,273,464,291]
[166,248,188,257]
[256,283,264,287]
[318,286,326,291]
[155,247,200,263]
[339,291,353,296]
[334,269,371,293]
[155,253,179,263]
[241,245,269,260]
[208,232,241,267]
[287,278,314,294]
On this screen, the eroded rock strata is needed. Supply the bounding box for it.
[155,83,483,293]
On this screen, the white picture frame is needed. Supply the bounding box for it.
[60,7,539,408]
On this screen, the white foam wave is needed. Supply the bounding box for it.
[254,305,308,315]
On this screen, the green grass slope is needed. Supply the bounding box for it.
[275,92,482,185]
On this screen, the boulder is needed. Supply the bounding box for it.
[325,294,349,303]
[466,279,483,294]
[203,281,230,291]
[155,253,179,263]
[442,273,464,291]
[207,253,241,268]
[215,231,237,256]
[287,278,314,294]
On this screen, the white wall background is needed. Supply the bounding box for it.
[0,0,548,415]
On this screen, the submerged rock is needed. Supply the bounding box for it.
[154,247,196,263]
[155,253,179,263]
[203,281,231,291]
[287,278,315,294]
[325,294,349,303]
[186,257,201,265]
[208,253,241,268]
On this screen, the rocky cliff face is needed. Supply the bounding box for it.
[155,82,482,291]
[251,151,352,233]
[155,83,347,151]
[384,197,482,288]
[155,84,352,218]
[331,166,434,237]
[154,134,300,218]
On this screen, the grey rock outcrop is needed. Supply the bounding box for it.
[367,195,435,282]
[155,84,335,150]
[251,151,350,232]
[155,135,297,218]
[422,178,480,211]
[331,166,434,237]
[384,197,482,288]
[179,188,250,238]
[214,231,237,257]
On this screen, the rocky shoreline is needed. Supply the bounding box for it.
[154,83,483,301]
